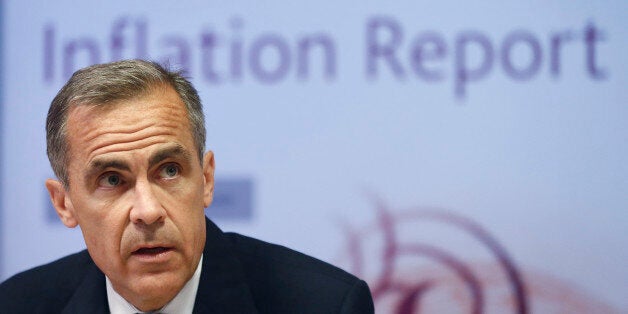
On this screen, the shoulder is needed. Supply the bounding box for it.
[0,250,93,312]
[222,232,374,313]
[224,232,357,285]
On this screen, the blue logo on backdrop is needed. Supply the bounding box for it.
[206,177,254,220]
[45,177,254,223]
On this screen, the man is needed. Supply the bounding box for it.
[0,60,373,313]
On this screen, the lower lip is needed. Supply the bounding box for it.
[131,248,173,263]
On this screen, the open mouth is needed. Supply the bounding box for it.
[133,247,172,256]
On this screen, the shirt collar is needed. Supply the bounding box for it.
[106,255,203,314]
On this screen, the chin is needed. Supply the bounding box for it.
[136,270,186,291]
[129,272,186,307]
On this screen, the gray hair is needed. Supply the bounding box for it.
[46,59,206,187]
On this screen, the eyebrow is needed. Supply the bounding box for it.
[84,159,131,183]
[148,144,192,169]
[84,144,192,182]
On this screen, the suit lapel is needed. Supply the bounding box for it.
[62,261,109,314]
[193,218,258,313]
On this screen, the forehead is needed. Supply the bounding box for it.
[68,84,185,122]
[64,86,194,166]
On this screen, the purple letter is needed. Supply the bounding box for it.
[63,39,101,79]
[111,17,148,61]
[409,32,447,81]
[501,31,541,80]
[297,34,336,80]
[110,17,129,61]
[136,18,148,60]
[366,16,405,79]
[200,31,221,83]
[230,18,244,81]
[43,24,55,82]
[550,31,574,77]
[455,32,494,98]
[249,35,290,84]
[159,36,191,73]
[584,22,607,79]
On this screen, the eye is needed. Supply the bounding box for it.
[159,163,180,179]
[98,173,123,188]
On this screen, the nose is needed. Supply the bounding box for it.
[129,179,166,225]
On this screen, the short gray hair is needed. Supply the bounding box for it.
[46,59,206,187]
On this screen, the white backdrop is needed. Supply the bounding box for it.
[1,1,626,313]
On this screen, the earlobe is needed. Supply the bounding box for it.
[202,151,215,208]
[45,179,78,228]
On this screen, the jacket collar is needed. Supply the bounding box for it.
[193,218,258,313]
[61,217,257,313]
[62,261,109,314]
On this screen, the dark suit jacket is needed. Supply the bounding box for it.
[0,218,374,313]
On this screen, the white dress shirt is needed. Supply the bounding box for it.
[106,255,203,314]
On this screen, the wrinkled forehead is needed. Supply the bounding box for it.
[65,86,192,147]
[65,84,191,137]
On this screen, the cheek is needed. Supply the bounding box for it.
[159,181,206,243]
[160,176,206,214]
[74,197,130,255]
[80,218,124,273]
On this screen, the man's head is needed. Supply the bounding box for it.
[44,60,215,311]
[47,59,206,187]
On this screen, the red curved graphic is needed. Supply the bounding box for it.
[338,199,624,313]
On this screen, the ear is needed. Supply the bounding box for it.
[45,179,78,228]
[202,151,215,208]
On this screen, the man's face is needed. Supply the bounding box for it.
[46,85,214,311]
